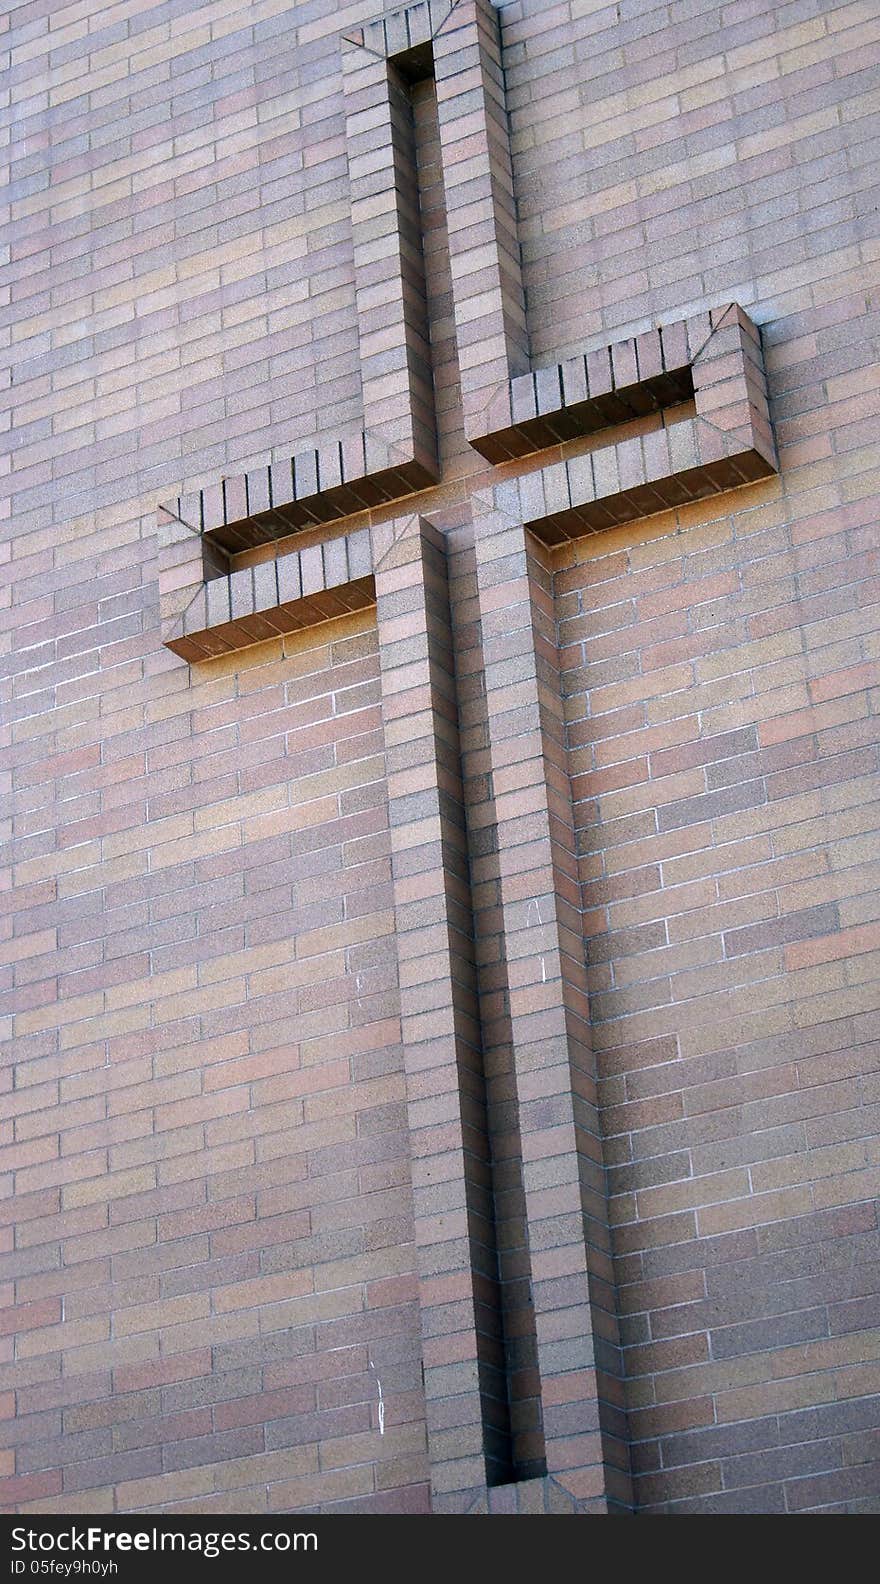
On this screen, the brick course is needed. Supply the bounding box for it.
[2,0,879,1517]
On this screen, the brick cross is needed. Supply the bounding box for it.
[155,0,777,1514]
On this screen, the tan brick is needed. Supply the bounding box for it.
[4,0,879,1523]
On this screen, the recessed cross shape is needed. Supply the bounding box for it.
[155,0,777,1515]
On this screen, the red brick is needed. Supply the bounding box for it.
[4,0,877,1524]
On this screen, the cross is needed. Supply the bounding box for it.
[155,0,777,1514]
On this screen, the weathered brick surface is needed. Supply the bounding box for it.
[3,0,879,1517]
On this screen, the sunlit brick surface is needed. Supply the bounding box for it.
[3,0,878,1515]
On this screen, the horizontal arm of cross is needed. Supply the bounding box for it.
[158,300,776,660]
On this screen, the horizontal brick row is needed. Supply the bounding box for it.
[477,319,695,462]
[163,436,437,557]
[4,0,878,1523]
[344,1,451,62]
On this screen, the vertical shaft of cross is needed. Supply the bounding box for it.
[342,1,627,1510]
[343,30,438,476]
[433,0,530,445]
[472,486,632,1511]
[373,513,513,1498]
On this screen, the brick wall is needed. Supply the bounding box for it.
[3,0,879,1515]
